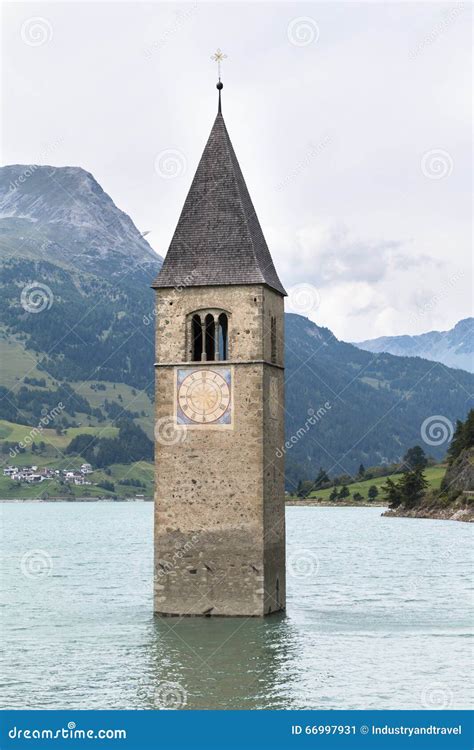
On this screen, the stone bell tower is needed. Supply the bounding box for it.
[152,71,286,616]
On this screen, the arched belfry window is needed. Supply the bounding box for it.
[205,314,215,361]
[191,314,202,362]
[187,309,229,362]
[218,313,228,360]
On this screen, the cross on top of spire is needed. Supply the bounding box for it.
[211,48,227,114]
[211,48,227,80]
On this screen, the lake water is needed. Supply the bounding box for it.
[1,503,472,710]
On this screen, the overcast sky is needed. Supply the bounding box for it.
[2,1,472,341]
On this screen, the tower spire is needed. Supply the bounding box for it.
[152,85,287,296]
[211,48,227,114]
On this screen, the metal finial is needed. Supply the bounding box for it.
[211,48,227,114]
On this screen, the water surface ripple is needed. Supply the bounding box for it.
[1,504,472,709]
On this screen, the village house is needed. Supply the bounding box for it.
[25,474,45,484]
[5,464,92,487]
[65,471,89,485]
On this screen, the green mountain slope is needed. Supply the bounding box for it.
[0,257,157,391]
[284,315,472,485]
[0,165,162,391]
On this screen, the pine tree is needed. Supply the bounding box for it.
[357,463,365,478]
[447,410,474,465]
[402,445,428,470]
[382,477,402,508]
[314,467,329,488]
[368,485,378,501]
[398,467,428,508]
[464,409,474,449]
[296,480,313,498]
[447,420,464,465]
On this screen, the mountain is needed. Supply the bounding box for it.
[0,165,162,391]
[0,165,160,278]
[1,164,473,488]
[284,315,472,486]
[355,318,473,373]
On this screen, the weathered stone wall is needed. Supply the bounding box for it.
[262,288,286,614]
[262,287,285,368]
[262,365,286,614]
[154,284,286,616]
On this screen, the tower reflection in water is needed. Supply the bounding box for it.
[139,614,297,710]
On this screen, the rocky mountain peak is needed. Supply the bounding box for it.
[0,165,162,278]
[354,318,473,373]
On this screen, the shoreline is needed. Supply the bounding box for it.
[0,496,153,503]
[285,499,386,507]
[383,504,473,523]
[2,499,472,521]
[2,497,384,506]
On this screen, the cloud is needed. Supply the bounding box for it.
[2,2,470,342]
[270,219,438,288]
[270,219,463,341]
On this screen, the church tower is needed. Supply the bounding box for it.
[152,73,286,616]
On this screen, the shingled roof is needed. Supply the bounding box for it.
[152,110,286,296]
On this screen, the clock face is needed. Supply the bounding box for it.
[176,368,232,427]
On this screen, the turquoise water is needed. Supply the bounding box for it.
[1,503,472,710]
